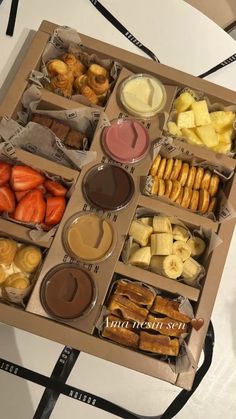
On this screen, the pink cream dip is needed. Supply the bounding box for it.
[102,119,149,164]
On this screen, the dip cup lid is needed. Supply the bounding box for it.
[82,163,135,211]
[102,118,150,164]
[62,211,117,264]
[40,263,97,320]
[119,73,167,118]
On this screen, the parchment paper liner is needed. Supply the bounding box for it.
[121,207,222,288]
[163,87,236,156]
[0,142,74,241]
[0,233,46,306]
[0,85,108,170]
[28,26,122,107]
[142,136,236,223]
[96,277,197,374]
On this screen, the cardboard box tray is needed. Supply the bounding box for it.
[0,20,236,390]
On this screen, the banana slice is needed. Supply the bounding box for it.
[172,240,191,261]
[128,246,151,269]
[187,237,206,257]
[162,255,183,279]
[150,255,165,275]
[129,242,140,258]
[182,257,202,281]
[129,221,153,246]
[172,225,190,242]
[151,233,173,255]
[153,216,172,233]
[139,217,153,226]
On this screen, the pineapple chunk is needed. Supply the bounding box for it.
[219,129,233,144]
[177,111,195,129]
[181,128,202,145]
[212,142,231,154]
[195,125,219,147]
[167,121,182,137]
[174,92,195,113]
[210,111,235,133]
[191,100,211,126]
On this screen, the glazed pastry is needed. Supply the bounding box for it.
[181,187,192,209]
[0,266,6,285]
[156,158,166,179]
[64,130,86,149]
[198,189,210,213]
[186,166,197,189]
[80,85,98,105]
[114,280,155,307]
[178,163,189,187]
[151,177,159,195]
[102,321,139,348]
[47,59,68,76]
[163,158,174,180]
[170,159,182,181]
[73,74,88,92]
[14,245,42,273]
[0,238,17,265]
[175,186,183,205]
[189,189,199,211]
[201,170,211,190]
[169,180,181,202]
[208,197,217,213]
[150,154,161,176]
[5,273,30,289]
[151,296,191,323]
[50,73,73,97]
[61,53,86,77]
[87,63,107,78]
[139,331,179,356]
[146,314,188,337]
[193,167,204,190]
[208,174,220,197]
[108,295,148,323]
[87,74,109,95]
[157,179,165,196]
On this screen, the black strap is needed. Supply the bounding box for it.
[88,0,160,63]
[6,0,19,36]
[33,346,80,419]
[88,0,236,78]
[0,321,214,419]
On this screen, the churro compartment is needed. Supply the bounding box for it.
[165,88,236,157]
[143,136,236,223]
[96,276,196,372]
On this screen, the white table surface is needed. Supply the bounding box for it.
[0,1,236,418]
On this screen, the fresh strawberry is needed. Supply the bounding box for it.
[44,180,67,197]
[0,185,15,213]
[11,165,45,191]
[15,190,31,202]
[45,196,66,225]
[0,162,12,186]
[14,189,46,224]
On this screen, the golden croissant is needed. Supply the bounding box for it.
[0,238,17,265]
[61,53,86,78]
[5,273,30,289]
[87,74,109,95]
[47,59,68,76]
[50,73,73,97]
[80,85,98,105]
[87,63,107,78]
[14,245,42,273]
[73,74,88,92]
[0,266,6,285]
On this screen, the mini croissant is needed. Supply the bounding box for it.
[87,74,109,95]
[87,63,107,78]
[80,85,98,105]
[47,59,68,76]
[50,73,73,97]
[61,53,86,78]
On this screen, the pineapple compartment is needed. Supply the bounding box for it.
[166,90,236,155]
